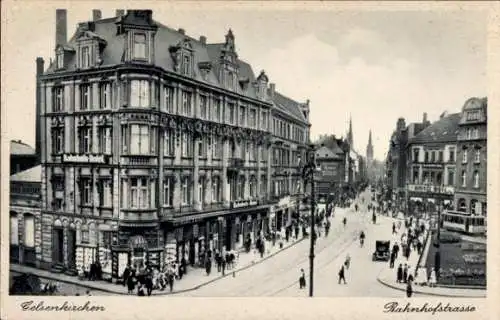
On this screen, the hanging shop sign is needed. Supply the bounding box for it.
[62,154,107,164]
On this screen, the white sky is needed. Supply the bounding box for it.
[2,2,487,161]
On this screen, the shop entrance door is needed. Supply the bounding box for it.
[52,227,64,265]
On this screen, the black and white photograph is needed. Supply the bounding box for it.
[1,1,497,316]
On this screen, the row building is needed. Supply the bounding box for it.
[28,9,310,279]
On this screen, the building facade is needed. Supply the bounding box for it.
[10,166,42,267]
[405,113,460,217]
[10,140,38,175]
[453,97,487,217]
[37,9,309,279]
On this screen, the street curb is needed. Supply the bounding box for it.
[11,237,306,296]
[375,273,486,298]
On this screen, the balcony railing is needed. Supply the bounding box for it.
[119,209,158,222]
[406,184,455,195]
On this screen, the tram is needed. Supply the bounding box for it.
[441,210,486,235]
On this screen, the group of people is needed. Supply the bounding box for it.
[122,261,178,296]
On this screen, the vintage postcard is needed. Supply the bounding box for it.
[1,1,498,320]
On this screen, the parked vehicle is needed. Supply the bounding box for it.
[372,240,391,261]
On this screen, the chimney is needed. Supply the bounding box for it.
[55,9,67,46]
[423,112,428,124]
[93,9,102,21]
[178,28,185,35]
[116,9,125,17]
[35,57,45,163]
[269,83,275,98]
[199,36,207,45]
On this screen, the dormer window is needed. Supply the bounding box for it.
[81,46,91,69]
[182,55,191,75]
[133,33,147,59]
[57,51,64,69]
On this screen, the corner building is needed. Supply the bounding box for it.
[38,9,310,280]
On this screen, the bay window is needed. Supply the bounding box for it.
[98,127,112,154]
[78,126,92,154]
[99,179,112,208]
[130,80,150,108]
[80,84,91,110]
[163,129,175,156]
[99,82,112,109]
[181,177,192,205]
[133,33,147,59]
[130,124,150,155]
[51,127,64,154]
[130,177,149,209]
[163,176,174,207]
[79,177,93,206]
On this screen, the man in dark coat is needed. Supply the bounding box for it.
[417,240,423,255]
[389,251,396,269]
[403,264,408,283]
[406,280,413,298]
[397,264,403,283]
[338,265,347,284]
[205,257,212,276]
[215,252,221,272]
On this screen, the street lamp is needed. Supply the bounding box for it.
[300,143,320,297]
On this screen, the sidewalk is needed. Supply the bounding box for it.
[11,231,306,296]
[376,220,486,298]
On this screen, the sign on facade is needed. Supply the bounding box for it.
[62,154,107,164]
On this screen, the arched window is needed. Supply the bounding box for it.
[473,171,480,188]
[23,214,35,248]
[457,198,467,212]
[10,212,18,245]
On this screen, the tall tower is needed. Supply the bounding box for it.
[367,130,374,163]
[347,115,353,150]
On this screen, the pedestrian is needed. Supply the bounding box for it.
[221,258,226,276]
[397,264,403,283]
[205,257,212,276]
[389,251,396,269]
[406,280,413,298]
[405,245,411,261]
[127,274,136,294]
[416,240,423,255]
[428,267,437,287]
[393,242,400,260]
[122,264,131,287]
[146,273,153,296]
[338,265,347,284]
[392,222,397,235]
[215,252,222,272]
[299,269,306,289]
[403,264,408,283]
[344,254,351,270]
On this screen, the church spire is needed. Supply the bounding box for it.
[347,115,353,149]
[367,129,374,161]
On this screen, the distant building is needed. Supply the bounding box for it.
[314,144,346,200]
[453,97,487,217]
[405,113,460,216]
[10,165,42,267]
[10,140,38,175]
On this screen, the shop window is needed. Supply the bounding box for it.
[130,177,149,209]
[130,80,150,108]
[24,214,35,248]
[10,213,18,245]
[130,124,150,155]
